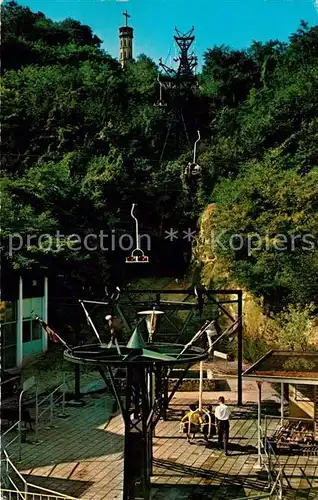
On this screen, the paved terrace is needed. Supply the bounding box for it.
[4,383,318,500]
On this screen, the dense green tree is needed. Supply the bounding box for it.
[212,158,318,306]
[1,1,317,314]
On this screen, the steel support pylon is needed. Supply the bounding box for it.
[123,365,151,500]
[64,339,208,500]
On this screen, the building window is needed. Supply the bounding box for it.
[22,319,42,343]
[1,303,17,369]
[0,301,17,323]
[1,324,17,369]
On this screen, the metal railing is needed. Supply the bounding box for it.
[1,422,20,459]
[2,375,70,461]
[234,469,283,500]
[35,375,68,442]
[233,425,283,500]
[0,449,76,500]
[0,487,77,500]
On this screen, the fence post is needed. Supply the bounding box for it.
[18,389,24,462]
[50,393,54,427]
[257,381,262,468]
[62,373,66,415]
[35,385,39,443]
[58,373,69,419]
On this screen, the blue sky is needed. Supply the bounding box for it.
[20,0,318,66]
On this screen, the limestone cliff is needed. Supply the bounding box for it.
[192,204,317,360]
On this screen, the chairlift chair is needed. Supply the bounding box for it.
[125,204,149,264]
[153,74,167,108]
[126,252,149,263]
[184,130,202,178]
[153,100,167,109]
[185,162,202,177]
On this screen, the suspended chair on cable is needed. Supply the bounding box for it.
[185,130,202,178]
[125,204,149,263]
[153,74,167,109]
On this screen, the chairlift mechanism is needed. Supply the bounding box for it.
[125,204,149,263]
[153,74,167,108]
[185,130,201,177]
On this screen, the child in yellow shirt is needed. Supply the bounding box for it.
[181,403,203,443]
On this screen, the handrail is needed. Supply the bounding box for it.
[37,382,64,407]
[1,449,77,499]
[1,448,28,491]
[35,376,68,441]
[2,420,21,461]
[24,482,77,498]
[0,489,25,499]
[2,421,19,438]
[0,489,78,500]
[234,468,283,500]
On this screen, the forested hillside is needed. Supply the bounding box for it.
[2,2,317,323]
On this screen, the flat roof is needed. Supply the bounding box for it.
[243,350,318,385]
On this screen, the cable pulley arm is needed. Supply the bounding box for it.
[193,130,200,164]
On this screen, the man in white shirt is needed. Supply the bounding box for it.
[215,396,231,455]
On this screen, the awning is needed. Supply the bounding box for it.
[243,350,318,386]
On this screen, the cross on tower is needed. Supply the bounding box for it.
[123,10,130,27]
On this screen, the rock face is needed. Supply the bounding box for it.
[192,204,318,354]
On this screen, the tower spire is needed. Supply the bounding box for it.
[119,11,133,67]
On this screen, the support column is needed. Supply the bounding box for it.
[17,276,23,368]
[314,386,318,439]
[198,361,203,411]
[257,381,262,468]
[280,382,284,427]
[43,276,48,352]
[74,327,81,402]
[237,290,243,406]
[155,367,168,421]
[163,367,169,421]
[123,365,150,500]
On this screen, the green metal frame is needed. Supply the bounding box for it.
[111,288,243,405]
[64,340,207,500]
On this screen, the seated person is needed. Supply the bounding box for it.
[181,403,203,442]
[201,404,216,441]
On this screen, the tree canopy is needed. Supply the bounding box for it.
[2,1,317,310]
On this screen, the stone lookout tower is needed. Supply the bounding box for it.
[119,11,133,67]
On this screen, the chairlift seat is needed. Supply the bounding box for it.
[153,100,167,108]
[125,204,149,264]
[192,163,202,176]
[126,255,149,263]
[185,162,201,177]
